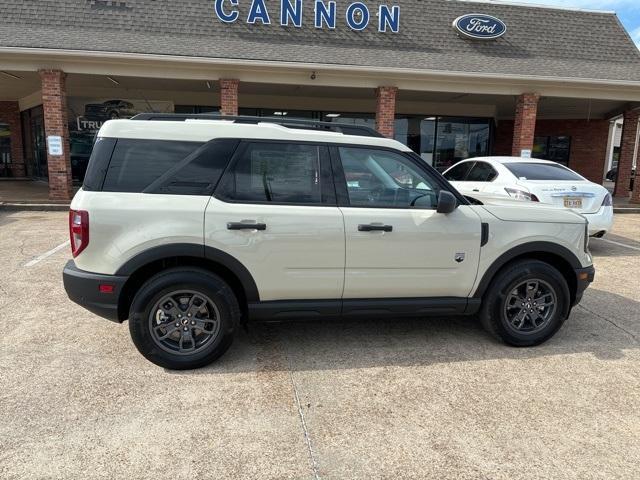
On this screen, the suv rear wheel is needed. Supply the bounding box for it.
[129,268,240,369]
[480,260,570,347]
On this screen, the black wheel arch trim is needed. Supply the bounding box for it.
[473,241,583,299]
[114,243,260,303]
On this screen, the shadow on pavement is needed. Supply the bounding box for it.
[168,288,640,375]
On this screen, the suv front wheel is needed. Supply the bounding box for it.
[129,268,240,369]
[480,260,570,347]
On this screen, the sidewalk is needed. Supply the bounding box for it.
[0,179,73,211]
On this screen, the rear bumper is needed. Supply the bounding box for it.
[63,260,128,322]
[584,207,614,236]
[573,265,595,306]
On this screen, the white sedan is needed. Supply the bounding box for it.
[442,157,613,237]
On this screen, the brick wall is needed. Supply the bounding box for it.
[512,93,539,157]
[375,86,397,138]
[495,119,610,184]
[614,109,639,198]
[220,79,239,116]
[0,101,25,177]
[39,69,73,200]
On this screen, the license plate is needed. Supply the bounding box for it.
[564,197,582,209]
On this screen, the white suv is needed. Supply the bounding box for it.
[63,115,595,369]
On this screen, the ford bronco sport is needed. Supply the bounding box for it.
[63,114,595,369]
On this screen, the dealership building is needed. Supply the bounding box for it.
[0,0,639,202]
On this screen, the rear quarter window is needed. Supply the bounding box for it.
[103,139,203,192]
[505,162,583,181]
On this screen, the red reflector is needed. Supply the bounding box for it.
[99,284,115,294]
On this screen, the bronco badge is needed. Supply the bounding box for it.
[455,253,466,263]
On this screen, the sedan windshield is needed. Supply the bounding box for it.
[504,163,583,181]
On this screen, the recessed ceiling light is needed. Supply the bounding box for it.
[325,113,341,118]
[206,81,212,89]
[106,76,120,85]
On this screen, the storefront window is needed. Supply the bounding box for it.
[67,97,175,182]
[0,123,11,177]
[533,136,571,165]
[394,116,491,170]
[321,112,375,129]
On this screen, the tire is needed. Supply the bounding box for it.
[129,268,240,369]
[479,259,570,347]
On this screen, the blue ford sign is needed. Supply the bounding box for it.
[453,14,507,40]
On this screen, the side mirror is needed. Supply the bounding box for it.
[436,190,458,214]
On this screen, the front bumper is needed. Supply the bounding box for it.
[63,260,128,322]
[573,265,595,306]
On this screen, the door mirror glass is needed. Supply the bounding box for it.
[437,190,458,214]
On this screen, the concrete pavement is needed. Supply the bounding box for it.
[1,212,639,479]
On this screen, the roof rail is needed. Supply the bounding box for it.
[130,113,384,138]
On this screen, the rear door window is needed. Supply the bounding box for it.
[443,162,474,181]
[216,142,334,205]
[505,162,583,181]
[466,162,498,182]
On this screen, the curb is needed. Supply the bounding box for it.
[614,208,640,214]
[0,203,70,212]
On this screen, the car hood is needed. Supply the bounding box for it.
[481,204,586,224]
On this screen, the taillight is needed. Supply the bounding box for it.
[602,193,612,207]
[69,210,89,258]
[505,188,536,202]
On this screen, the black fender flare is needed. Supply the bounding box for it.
[473,241,582,299]
[115,243,260,303]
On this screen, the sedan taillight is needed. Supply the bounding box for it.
[69,210,89,258]
[505,188,538,202]
[602,193,612,207]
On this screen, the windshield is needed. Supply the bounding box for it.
[505,162,583,181]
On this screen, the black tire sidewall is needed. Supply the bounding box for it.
[129,269,238,369]
[484,261,570,347]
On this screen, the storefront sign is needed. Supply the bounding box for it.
[47,136,63,156]
[520,149,532,159]
[452,14,506,40]
[214,0,400,32]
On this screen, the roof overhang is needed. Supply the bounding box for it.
[2,47,640,102]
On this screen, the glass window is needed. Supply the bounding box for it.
[434,117,491,171]
[218,143,327,204]
[103,139,203,192]
[533,136,571,165]
[0,123,11,175]
[443,161,474,181]
[504,162,584,181]
[338,147,439,209]
[149,139,239,195]
[466,162,498,182]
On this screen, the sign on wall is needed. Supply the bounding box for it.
[214,0,401,33]
[47,136,63,156]
[452,14,507,40]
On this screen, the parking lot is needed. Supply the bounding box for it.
[1,211,639,479]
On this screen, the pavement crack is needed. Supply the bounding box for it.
[578,304,639,343]
[283,344,320,480]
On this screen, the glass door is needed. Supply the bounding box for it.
[31,108,47,179]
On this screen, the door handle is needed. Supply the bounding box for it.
[358,224,393,232]
[472,189,480,192]
[227,222,267,231]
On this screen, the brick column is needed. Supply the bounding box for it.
[375,86,397,138]
[512,93,539,157]
[39,69,73,200]
[614,108,640,199]
[219,79,239,116]
[0,101,25,177]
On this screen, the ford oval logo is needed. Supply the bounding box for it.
[453,14,507,40]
